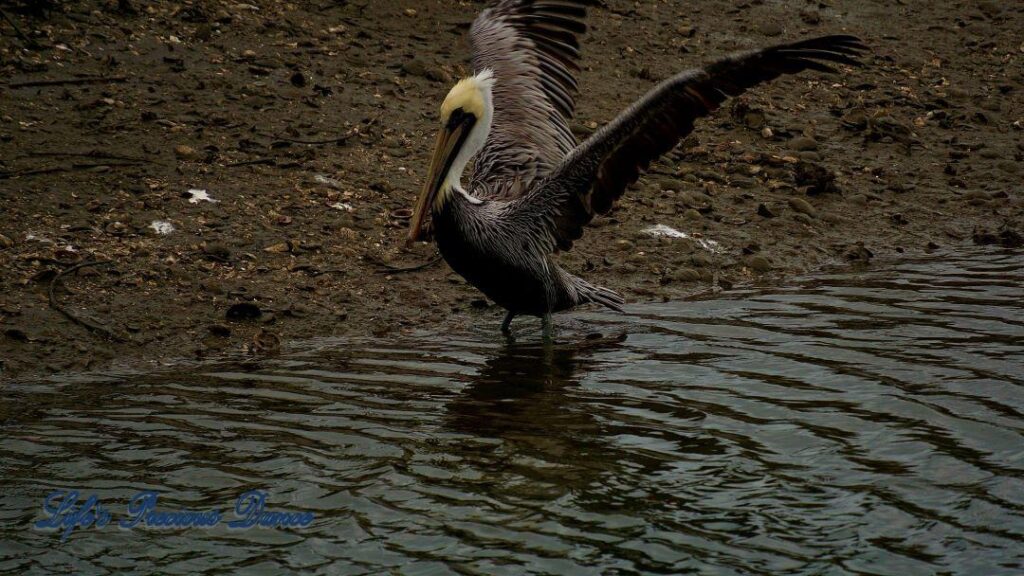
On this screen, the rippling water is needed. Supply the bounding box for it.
[2,250,1023,575]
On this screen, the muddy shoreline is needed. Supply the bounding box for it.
[1,0,1021,380]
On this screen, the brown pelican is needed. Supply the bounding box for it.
[408,0,866,338]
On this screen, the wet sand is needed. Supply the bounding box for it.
[1,0,1021,378]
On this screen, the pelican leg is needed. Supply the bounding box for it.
[541,313,555,341]
[501,311,515,336]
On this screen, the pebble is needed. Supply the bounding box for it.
[730,176,756,189]
[691,252,713,268]
[402,59,450,83]
[760,22,783,37]
[800,9,822,24]
[788,197,817,217]
[194,24,212,41]
[757,203,776,218]
[749,255,772,273]
[794,161,838,195]
[208,324,232,337]
[845,242,874,262]
[964,190,992,205]
[0,233,12,249]
[789,136,818,151]
[226,302,262,322]
[997,160,1020,175]
[794,213,815,226]
[683,208,702,220]
[674,268,701,282]
[264,242,291,253]
[203,242,232,261]
[174,144,200,160]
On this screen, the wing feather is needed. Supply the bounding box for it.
[524,35,869,251]
[469,0,592,195]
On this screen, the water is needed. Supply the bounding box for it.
[1,250,1022,575]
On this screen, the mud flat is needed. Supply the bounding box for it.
[0,0,1021,378]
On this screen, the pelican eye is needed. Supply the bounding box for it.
[446,108,475,129]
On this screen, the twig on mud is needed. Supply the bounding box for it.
[271,134,353,145]
[7,76,128,89]
[0,7,38,48]
[261,115,380,147]
[0,166,67,179]
[225,158,277,168]
[48,260,128,342]
[26,150,162,165]
[0,161,147,179]
[365,253,443,274]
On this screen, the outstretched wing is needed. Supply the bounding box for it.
[523,35,868,251]
[469,0,591,193]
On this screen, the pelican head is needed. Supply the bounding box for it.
[409,69,494,242]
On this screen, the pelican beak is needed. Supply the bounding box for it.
[409,115,474,243]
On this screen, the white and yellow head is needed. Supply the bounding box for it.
[409,70,495,242]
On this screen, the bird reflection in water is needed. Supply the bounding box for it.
[443,334,627,493]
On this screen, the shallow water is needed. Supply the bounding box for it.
[1,250,1022,575]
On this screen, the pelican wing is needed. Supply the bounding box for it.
[469,0,591,193]
[524,35,868,251]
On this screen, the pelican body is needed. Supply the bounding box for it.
[409,0,867,337]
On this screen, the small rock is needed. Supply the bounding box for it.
[249,329,281,355]
[226,302,262,321]
[674,268,701,282]
[402,59,449,83]
[194,24,213,41]
[844,242,874,262]
[973,225,1023,248]
[757,203,776,218]
[203,242,232,261]
[760,22,783,37]
[208,324,232,337]
[749,255,772,273]
[4,328,30,342]
[0,233,13,249]
[794,213,815,226]
[290,71,307,87]
[788,197,817,217]
[789,136,818,152]
[264,242,291,253]
[174,144,200,160]
[800,9,821,24]
[794,161,838,195]
[964,190,992,205]
[691,252,713,268]
[683,208,702,220]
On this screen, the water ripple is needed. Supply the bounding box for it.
[1,249,1023,575]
